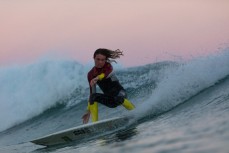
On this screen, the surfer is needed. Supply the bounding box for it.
[82,48,135,124]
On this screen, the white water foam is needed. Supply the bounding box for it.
[134,48,229,118]
[0,59,89,132]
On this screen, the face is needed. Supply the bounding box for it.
[94,54,106,68]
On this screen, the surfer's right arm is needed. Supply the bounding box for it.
[82,72,94,124]
[82,109,90,124]
[82,92,91,124]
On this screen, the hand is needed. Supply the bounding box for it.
[82,111,90,124]
[90,77,99,87]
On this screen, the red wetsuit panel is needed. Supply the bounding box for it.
[87,62,113,94]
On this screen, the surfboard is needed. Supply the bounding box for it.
[31,116,129,146]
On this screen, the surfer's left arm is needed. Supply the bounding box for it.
[89,62,112,85]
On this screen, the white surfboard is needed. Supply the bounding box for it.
[31,116,129,146]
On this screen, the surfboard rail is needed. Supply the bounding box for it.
[31,116,129,146]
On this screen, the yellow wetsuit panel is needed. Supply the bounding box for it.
[98,73,105,80]
[122,99,135,110]
[89,102,98,122]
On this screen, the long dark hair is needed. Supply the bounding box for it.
[93,48,123,63]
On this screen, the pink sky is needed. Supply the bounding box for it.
[0,0,229,67]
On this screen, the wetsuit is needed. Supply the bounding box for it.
[87,62,126,108]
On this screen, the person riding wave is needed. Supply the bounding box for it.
[82,48,135,124]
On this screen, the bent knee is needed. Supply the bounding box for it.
[89,93,97,104]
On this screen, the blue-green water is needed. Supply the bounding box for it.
[1,50,229,153]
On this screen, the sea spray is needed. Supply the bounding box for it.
[0,60,88,132]
[135,49,229,119]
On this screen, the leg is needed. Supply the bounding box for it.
[89,93,122,122]
[89,90,135,112]
[90,93,122,108]
[122,99,135,110]
[117,90,135,110]
[89,102,98,122]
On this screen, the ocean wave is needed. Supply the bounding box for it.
[0,60,88,132]
[134,48,229,119]
[1,48,229,133]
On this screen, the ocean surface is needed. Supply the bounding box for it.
[0,49,229,153]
